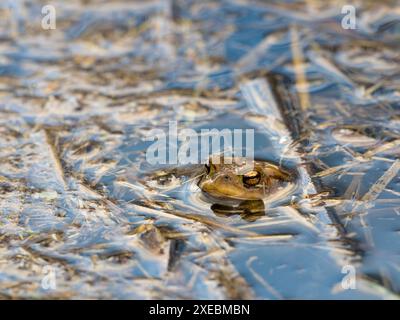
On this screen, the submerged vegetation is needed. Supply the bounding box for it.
[0,0,399,299]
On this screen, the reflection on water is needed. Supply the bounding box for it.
[211,200,265,222]
[0,0,399,299]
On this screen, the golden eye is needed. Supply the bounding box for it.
[243,170,260,186]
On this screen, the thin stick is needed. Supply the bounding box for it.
[290,25,310,112]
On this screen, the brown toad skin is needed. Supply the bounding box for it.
[198,156,293,200]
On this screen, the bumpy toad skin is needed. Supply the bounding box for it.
[198,156,293,200]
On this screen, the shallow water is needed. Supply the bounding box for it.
[0,0,399,299]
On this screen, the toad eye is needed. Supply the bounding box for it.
[243,170,261,186]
